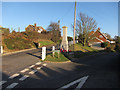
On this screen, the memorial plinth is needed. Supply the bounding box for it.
[61,26,68,52]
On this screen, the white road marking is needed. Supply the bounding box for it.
[35,62,41,65]
[0,81,7,86]
[19,75,29,81]
[59,76,89,89]
[6,83,18,88]
[43,63,47,66]
[75,76,89,89]
[37,66,43,70]
[9,74,20,79]
[29,65,35,68]
[20,68,29,73]
[29,70,37,74]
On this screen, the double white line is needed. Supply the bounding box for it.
[3,62,47,89]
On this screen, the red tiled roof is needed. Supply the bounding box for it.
[88,31,94,37]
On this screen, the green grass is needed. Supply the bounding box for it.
[69,43,98,52]
[68,43,103,58]
[44,52,70,62]
[39,41,55,47]
[77,43,98,52]
[69,44,86,52]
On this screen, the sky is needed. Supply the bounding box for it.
[1,2,118,38]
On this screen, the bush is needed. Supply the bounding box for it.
[115,44,120,52]
[105,47,113,52]
[4,37,35,50]
[101,42,108,48]
[23,31,52,41]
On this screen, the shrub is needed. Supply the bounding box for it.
[105,47,112,52]
[101,42,108,48]
[115,44,120,52]
[4,37,35,50]
[23,31,52,41]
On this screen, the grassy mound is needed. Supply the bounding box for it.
[44,53,70,62]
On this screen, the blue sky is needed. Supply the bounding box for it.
[2,2,118,38]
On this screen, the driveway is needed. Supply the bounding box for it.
[91,42,104,50]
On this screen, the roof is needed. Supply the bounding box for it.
[97,30,107,39]
[88,31,94,37]
[89,28,108,39]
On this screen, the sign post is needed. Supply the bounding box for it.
[52,46,55,57]
[38,43,40,48]
[1,46,3,54]
[42,47,46,60]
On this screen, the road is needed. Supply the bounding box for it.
[1,48,120,89]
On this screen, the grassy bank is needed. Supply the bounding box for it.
[4,37,35,50]
[69,43,97,52]
[39,41,55,47]
[3,37,55,52]
[68,43,102,58]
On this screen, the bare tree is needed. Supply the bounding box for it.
[76,12,97,46]
[114,36,120,44]
[47,22,61,43]
[104,33,111,40]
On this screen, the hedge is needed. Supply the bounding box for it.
[101,42,108,48]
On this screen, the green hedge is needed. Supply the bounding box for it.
[4,37,35,50]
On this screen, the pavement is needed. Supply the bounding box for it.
[2,48,36,56]
[1,47,120,89]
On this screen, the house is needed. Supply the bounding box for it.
[25,23,46,33]
[88,28,115,46]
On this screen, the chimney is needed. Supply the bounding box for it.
[34,23,37,31]
[98,27,100,31]
[34,23,36,27]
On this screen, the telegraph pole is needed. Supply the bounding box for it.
[58,20,60,49]
[18,27,20,32]
[73,0,76,52]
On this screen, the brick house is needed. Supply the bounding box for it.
[88,28,111,46]
[25,23,46,33]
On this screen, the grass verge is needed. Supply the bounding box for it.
[39,41,55,47]
[44,52,70,62]
[68,43,105,58]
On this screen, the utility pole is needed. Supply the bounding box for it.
[18,27,20,32]
[11,28,13,32]
[58,20,60,49]
[73,0,76,52]
[58,20,60,31]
